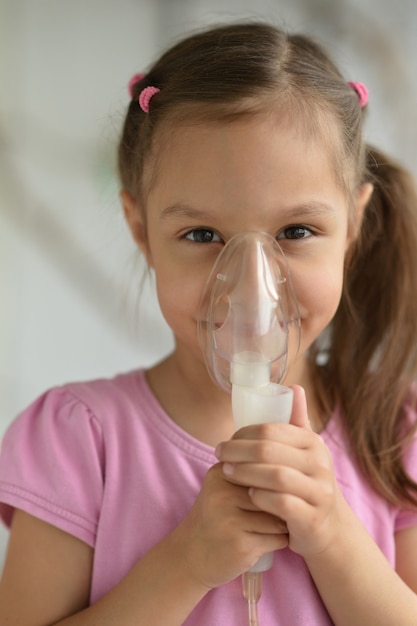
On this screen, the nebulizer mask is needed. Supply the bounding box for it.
[198,231,300,626]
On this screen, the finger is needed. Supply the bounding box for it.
[208,467,261,511]
[249,488,310,526]
[246,530,289,556]
[241,509,289,535]
[216,437,311,470]
[223,461,315,501]
[289,385,313,431]
[217,422,313,455]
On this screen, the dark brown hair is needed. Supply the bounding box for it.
[118,22,417,506]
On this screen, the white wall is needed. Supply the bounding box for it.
[1,0,416,569]
[0,0,175,567]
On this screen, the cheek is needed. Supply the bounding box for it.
[152,261,202,328]
[148,239,220,327]
[292,260,345,328]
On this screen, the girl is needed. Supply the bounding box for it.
[1,21,417,626]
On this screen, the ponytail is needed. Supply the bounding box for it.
[312,146,417,506]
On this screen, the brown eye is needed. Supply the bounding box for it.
[184,229,221,243]
[279,226,312,240]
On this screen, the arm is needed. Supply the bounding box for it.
[216,385,417,625]
[0,468,288,626]
[296,390,417,625]
[304,501,417,625]
[0,510,92,624]
[0,510,209,626]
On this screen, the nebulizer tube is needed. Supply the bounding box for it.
[198,231,300,626]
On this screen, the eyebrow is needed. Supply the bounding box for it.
[160,200,338,221]
[160,203,214,221]
[282,201,338,220]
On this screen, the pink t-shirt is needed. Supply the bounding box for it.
[1,369,417,625]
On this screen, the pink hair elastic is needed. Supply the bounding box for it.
[139,86,160,113]
[128,73,145,98]
[348,81,369,108]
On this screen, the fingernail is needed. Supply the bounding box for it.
[214,443,223,459]
[223,463,234,477]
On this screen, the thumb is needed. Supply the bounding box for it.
[289,385,313,431]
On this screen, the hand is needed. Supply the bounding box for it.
[174,461,289,590]
[215,385,343,559]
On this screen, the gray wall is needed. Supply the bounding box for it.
[1,0,416,568]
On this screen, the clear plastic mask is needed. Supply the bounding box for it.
[198,231,300,392]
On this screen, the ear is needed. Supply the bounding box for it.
[120,190,153,265]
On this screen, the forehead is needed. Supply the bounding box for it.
[144,109,346,209]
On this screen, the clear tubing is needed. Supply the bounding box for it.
[242,571,262,626]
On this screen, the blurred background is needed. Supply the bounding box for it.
[1,0,417,567]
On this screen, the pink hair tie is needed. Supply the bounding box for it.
[128,73,146,98]
[139,86,160,113]
[348,81,369,108]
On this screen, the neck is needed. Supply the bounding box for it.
[146,350,325,444]
[146,351,236,447]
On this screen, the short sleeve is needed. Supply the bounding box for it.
[0,387,104,547]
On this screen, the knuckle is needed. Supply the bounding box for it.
[268,465,288,489]
[320,479,335,503]
[254,440,275,463]
[257,422,278,440]
[258,442,273,463]
[318,453,334,477]
[309,438,333,469]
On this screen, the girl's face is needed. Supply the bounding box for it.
[124,113,371,386]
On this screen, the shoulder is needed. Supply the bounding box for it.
[63,368,147,419]
[1,368,146,443]
[0,369,148,542]
[322,412,393,527]
[325,396,417,535]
